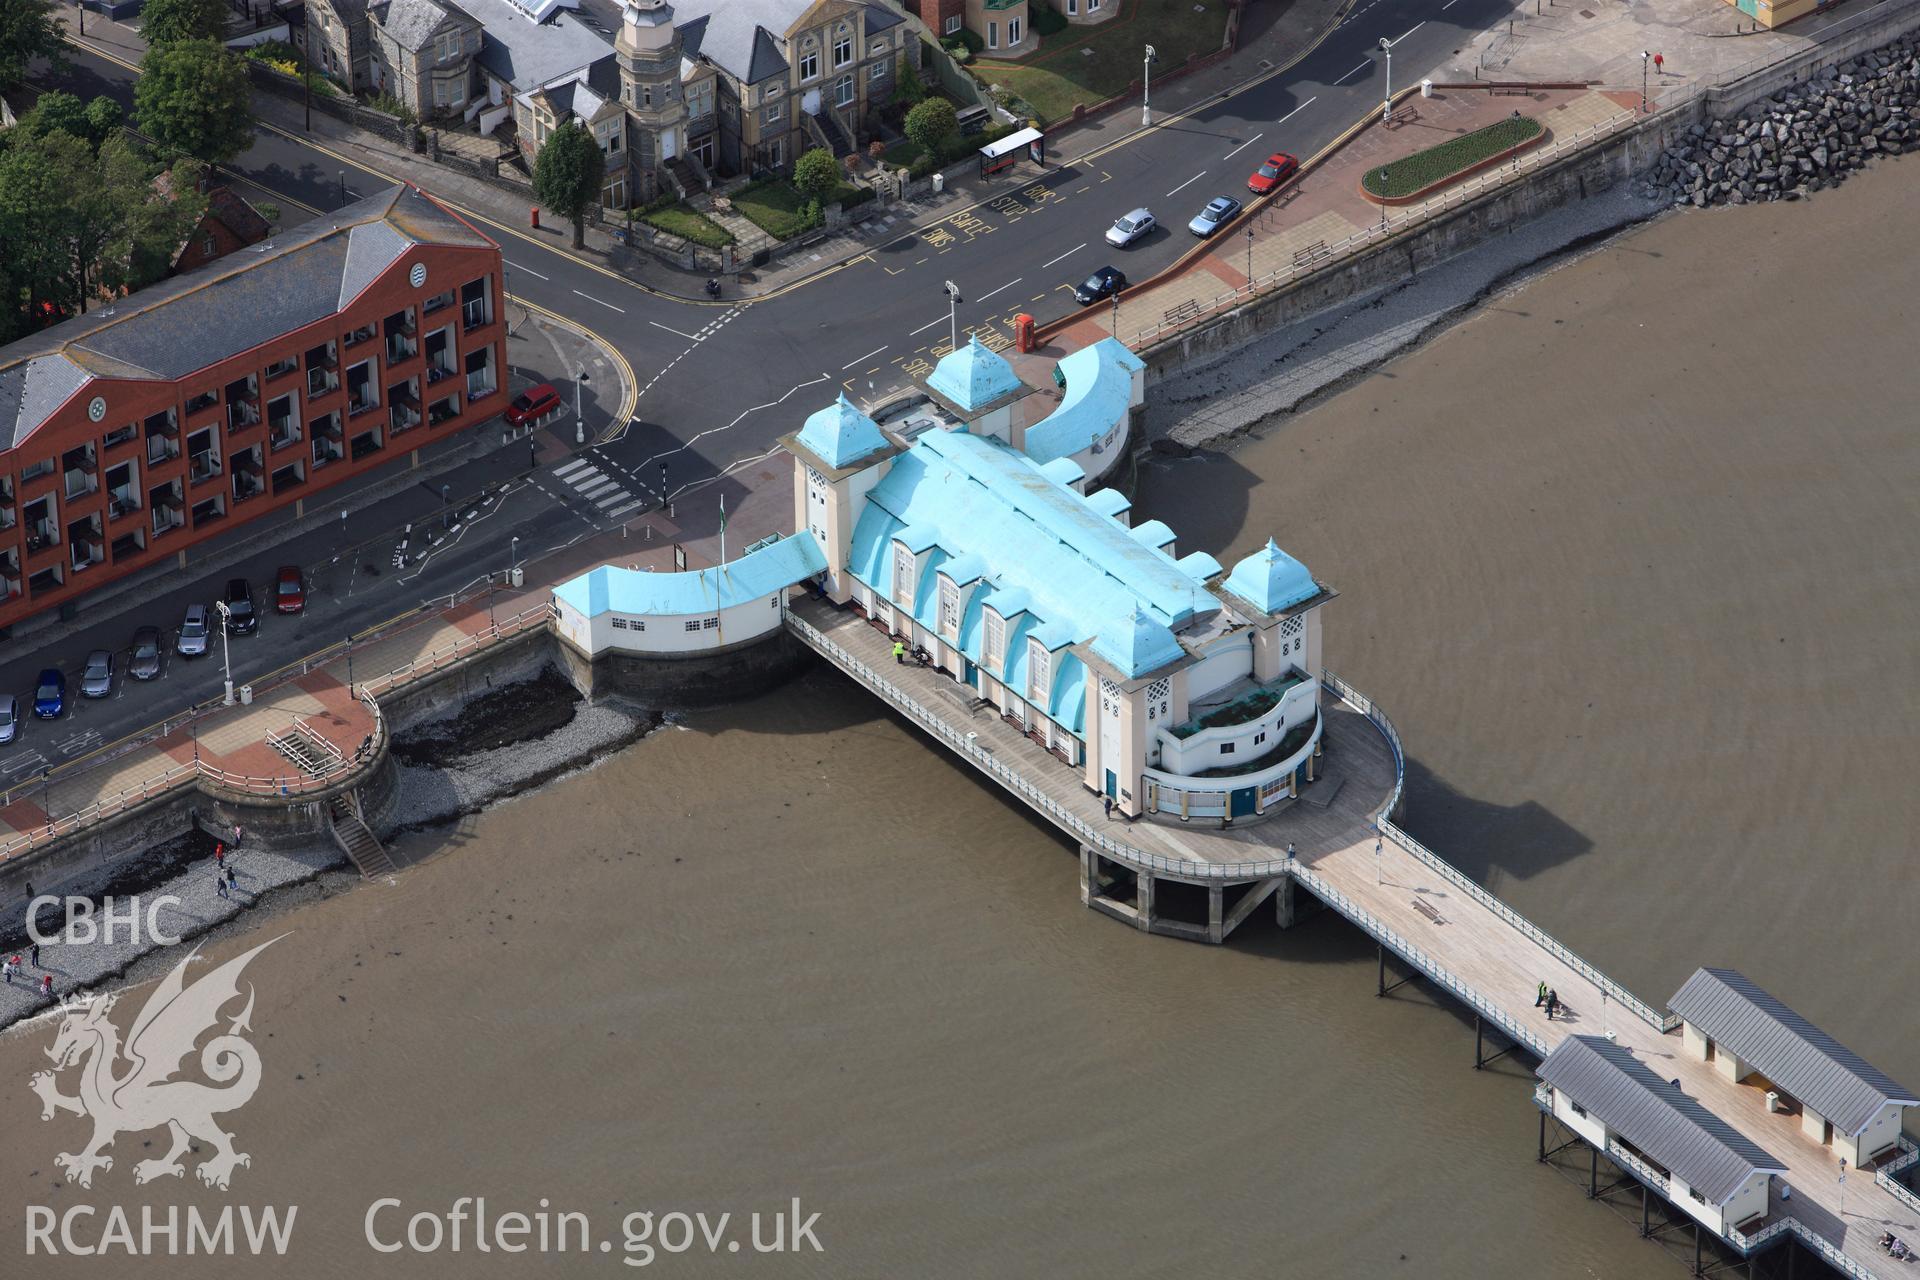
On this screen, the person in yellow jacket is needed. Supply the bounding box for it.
[893,639,907,664]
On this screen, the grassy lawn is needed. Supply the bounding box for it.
[973,0,1229,125]
[732,181,815,240]
[1362,117,1544,198]
[639,203,734,248]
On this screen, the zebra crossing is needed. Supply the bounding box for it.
[553,455,650,522]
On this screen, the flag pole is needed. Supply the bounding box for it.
[719,493,727,569]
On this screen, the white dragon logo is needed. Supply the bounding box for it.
[29,937,281,1191]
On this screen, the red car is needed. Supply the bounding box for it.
[1247,151,1299,195]
[505,383,561,427]
[275,564,306,614]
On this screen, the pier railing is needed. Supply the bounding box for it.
[1878,1135,1920,1215]
[1293,862,1550,1058]
[1321,670,1680,1036]
[1605,1139,1673,1196]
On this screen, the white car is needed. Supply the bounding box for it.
[1105,208,1156,247]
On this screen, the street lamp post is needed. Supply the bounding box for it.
[214,602,235,705]
[1142,45,1157,127]
[302,9,313,132]
[510,535,519,574]
[1245,227,1254,290]
[943,280,963,353]
[441,483,452,530]
[1641,50,1650,114]
[338,170,347,205]
[1380,36,1393,123]
[1380,167,1389,233]
[573,370,589,445]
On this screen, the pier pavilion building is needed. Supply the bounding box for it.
[1670,967,1918,1169]
[781,379,1334,823]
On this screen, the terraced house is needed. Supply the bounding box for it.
[368,0,487,121]
[0,187,506,632]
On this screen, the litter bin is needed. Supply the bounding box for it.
[932,171,945,194]
[1013,313,1036,353]
[510,567,525,588]
[239,684,253,705]
[1421,78,1434,98]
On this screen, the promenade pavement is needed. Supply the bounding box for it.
[1038,83,1640,354]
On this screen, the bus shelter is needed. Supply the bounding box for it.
[980,128,1046,177]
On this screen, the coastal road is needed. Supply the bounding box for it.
[6,0,1517,768]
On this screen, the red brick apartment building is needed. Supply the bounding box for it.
[0,185,507,631]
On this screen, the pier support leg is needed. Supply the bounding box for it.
[1136,873,1154,933]
[1538,1109,1547,1162]
[1207,885,1224,944]
[1274,875,1296,929]
[1590,1144,1599,1198]
[1640,1182,1650,1236]
[1476,1016,1485,1070]
[1693,1223,1703,1278]
[1378,944,1386,996]
[1079,847,1095,906]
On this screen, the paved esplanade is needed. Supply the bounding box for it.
[787,595,1918,1279]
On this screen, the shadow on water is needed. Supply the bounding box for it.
[1398,756,1594,887]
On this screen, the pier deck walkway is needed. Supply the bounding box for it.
[787,595,1920,1279]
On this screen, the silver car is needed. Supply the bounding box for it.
[1105,208,1155,247]
[0,694,16,744]
[81,649,115,699]
[177,603,210,657]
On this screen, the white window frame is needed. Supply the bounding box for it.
[938,579,960,637]
[834,74,855,107]
[1028,639,1051,704]
[869,61,886,81]
[799,49,819,80]
[944,14,962,33]
[764,101,785,126]
[892,544,915,606]
[987,21,998,49]
[832,35,853,67]
[1007,16,1022,44]
[985,611,1006,672]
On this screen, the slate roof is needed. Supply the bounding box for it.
[670,0,803,83]
[465,0,615,92]
[555,532,826,616]
[371,0,475,50]
[0,185,492,452]
[1538,1036,1787,1206]
[1670,968,1919,1136]
[202,186,273,247]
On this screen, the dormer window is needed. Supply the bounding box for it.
[985,610,1006,673]
[892,543,915,606]
[938,578,960,637]
[1028,638,1051,703]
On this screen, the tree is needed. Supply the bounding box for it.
[0,138,78,321]
[904,98,957,161]
[137,0,230,46]
[531,120,603,250]
[107,155,209,295]
[0,0,67,94]
[18,91,124,152]
[793,147,839,204]
[134,39,256,166]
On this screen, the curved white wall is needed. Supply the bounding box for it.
[555,592,788,656]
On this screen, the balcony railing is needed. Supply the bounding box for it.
[308,372,339,398]
[466,374,495,401]
[64,472,99,501]
[228,402,260,430]
[426,362,455,386]
[107,490,141,520]
[189,454,223,484]
[391,406,421,433]
[147,438,181,465]
[387,337,418,364]
[27,521,59,551]
[462,302,489,331]
[347,394,380,418]
[269,425,302,451]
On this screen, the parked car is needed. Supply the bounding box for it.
[275,565,306,614]
[33,668,66,719]
[223,579,258,635]
[130,626,164,681]
[1247,151,1299,195]
[1105,208,1156,247]
[1188,196,1243,237]
[0,694,18,744]
[505,383,561,428]
[176,604,211,657]
[1073,266,1129,306]
[80,649,115,699]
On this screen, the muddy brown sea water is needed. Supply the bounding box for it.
[3,160,1916,1279]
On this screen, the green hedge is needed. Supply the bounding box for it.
[893,120,1031,180]
[1362,116,1542,199]
[1032,4,1068,36]
[246,42,343,98]
[640,202,735,248]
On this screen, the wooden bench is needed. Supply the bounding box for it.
[1412,897,1447,925]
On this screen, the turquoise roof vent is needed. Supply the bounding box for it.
[1091,607,1184,679]
[1224,538,1319,615]
[927,334,1024,413]
[795,392,889,469]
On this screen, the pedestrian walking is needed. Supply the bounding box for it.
[1546,989,1560,1020]
[41,974,52,999]
[30,942,40,968]
[1653,51,1664,75]
[1103,795,1114,820]
[232,823,244,848]
[3,954,15,984]
[892,639,906,665]
[1536,980,1548,1007]
[216,873,229,901]
[215,842,226,869]
[226,867,237,895]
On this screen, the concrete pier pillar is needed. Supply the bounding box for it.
[1136,872,1155,932]
[1079,846,1096,906]
[1274,875,1296,928]
[1207,884,1224,944]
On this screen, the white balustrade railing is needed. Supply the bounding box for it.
[1876,1134,1920,1215]
[1319,670,1679,1034]
[1604,1139,1672,1196]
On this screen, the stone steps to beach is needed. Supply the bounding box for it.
[327,795,394,878]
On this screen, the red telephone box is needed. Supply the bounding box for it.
[1014,313,1036,353]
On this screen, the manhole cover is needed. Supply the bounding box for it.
[1578,7,1594,14]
